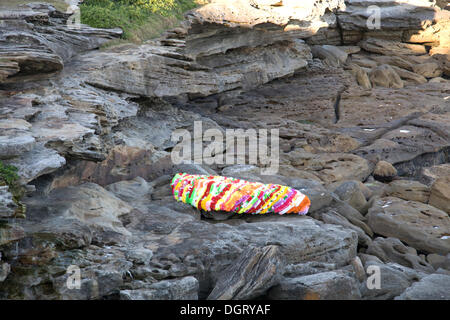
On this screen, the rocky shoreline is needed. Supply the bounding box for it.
[0,0,449,300]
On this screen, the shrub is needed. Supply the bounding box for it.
[80,0,198,42]
[0,161,19,186]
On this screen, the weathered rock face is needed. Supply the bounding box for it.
[84,37,311,99]
[0,186,16,218]
[0,4,122,81]
[267,270,361,300]
[120,276,199,300]
[387,180,430,203]
[359,254,425,300]
[366,237,435,273]
[1,0,450,301]
[429,177,450,214]
[207,245,282,300]
[395,274,450,300]
[338,0,447,32]
[367,197,450,255]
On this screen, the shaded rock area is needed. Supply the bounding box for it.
[1,0,450,300]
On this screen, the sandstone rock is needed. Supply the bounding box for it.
[350,55,378,68]
[6,144,66,184]
[395,274,450,300]
[0,134,35,159]
[372,55,414,71]
[429,177,450,214]
[403,20,450,45]
[388,180,430,203]
[52,251,132,300]
[427,253,450,271]
[311,45,348,67]
[364,180,389,199]
[367,237,434,273]
[120,276,199,300]
[367,197,450,254]
[105,177,153,205]
[369,64,404,89]
[360,39,427,56]
[208,245,282,300]
[360,125,450,167]
[0,222,25,246]
[340,46,361,55]
[349,63,372,89]
[287,151,371,184]
[390,66,428,84]
[313,209,372,247]
[267,270,361,300]
[359,255,425,300]
[412,62,443,78]
[185,0,344,57]
[20,183,133,250]
[373,161,397,182]
[421,164,450,185]
[0,6,122,80]
[0,59,19,82]
[0,186,17,218]
[85,40,311,98]
[429,76,448,83]
[338,0,447,31]
[330,180,368,213]
[139,216,358,297]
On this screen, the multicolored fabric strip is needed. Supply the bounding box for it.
[171,173,311,215]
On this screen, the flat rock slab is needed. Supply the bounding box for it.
[367,197,450,255]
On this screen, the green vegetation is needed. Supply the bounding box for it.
[0,162,19,187]
[80,0,199,43]
[0,161,26,218]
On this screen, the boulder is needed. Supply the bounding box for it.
[330,180,368,213]
[395,274,450,300]
[359,254,425,300]
[369,64,404,89]
[349,63,372,89]
[412,62,443,78]
[286,151,371,184]
[311,45,348,67]
[367,197,450,254]
[373,161,397,182]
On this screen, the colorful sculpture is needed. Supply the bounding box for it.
[171,173,311,215]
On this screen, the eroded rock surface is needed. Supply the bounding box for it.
[1,0,449,300]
